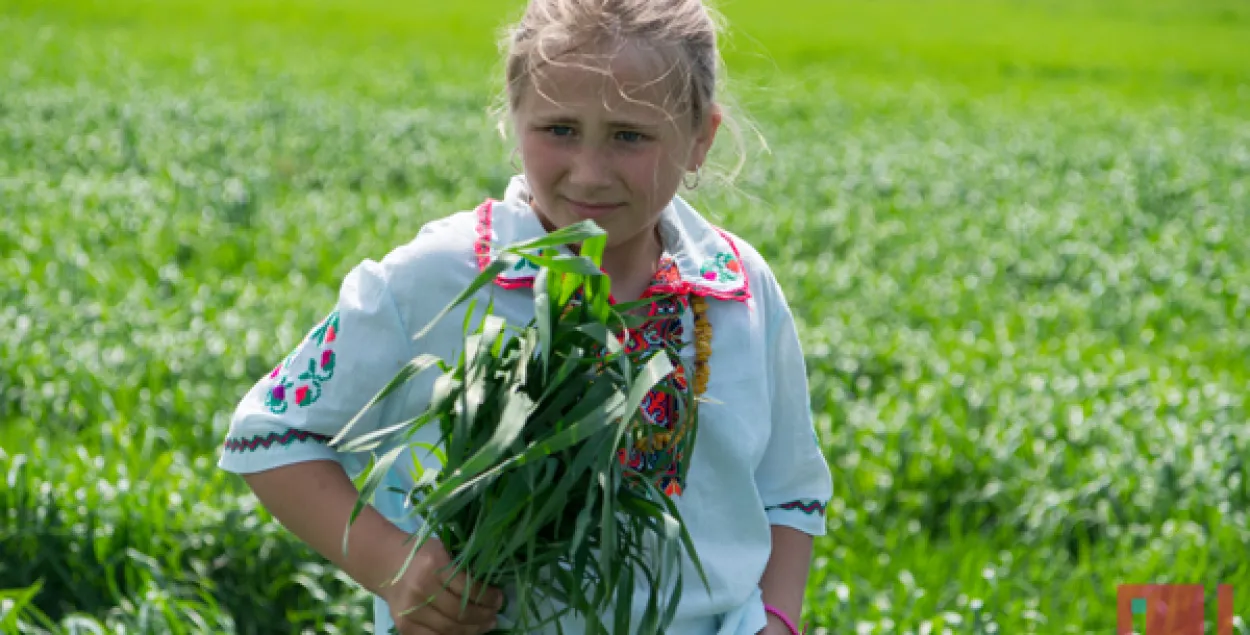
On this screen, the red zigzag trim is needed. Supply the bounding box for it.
[223,428,333,453]
[768,500,828,516]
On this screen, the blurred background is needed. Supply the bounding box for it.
[2,0,1249,633]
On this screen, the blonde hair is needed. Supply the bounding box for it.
[493,0,756,184]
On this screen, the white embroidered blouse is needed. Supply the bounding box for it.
[218,176,833,635]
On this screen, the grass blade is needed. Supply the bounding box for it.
[413,258,511,341]
[519,251,606,276]
[332,353,443,446]
[613,555,635,635]
[534,265,557,374]
[504,220,605,252]
[335,410,435,454]
[343,445,406,557]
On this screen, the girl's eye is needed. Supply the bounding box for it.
[546,125,575,138]
[616,131,647,143]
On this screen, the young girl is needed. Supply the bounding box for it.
[218,1,832,633]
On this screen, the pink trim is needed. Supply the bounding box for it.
[473,199,494,271]
[476,198,538,289]
[764,604,806,635]
[642,280,749,303]
[472,199,751,303]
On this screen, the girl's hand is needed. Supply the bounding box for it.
[381,538,504,635]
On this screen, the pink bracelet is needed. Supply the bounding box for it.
[763,604,806,635]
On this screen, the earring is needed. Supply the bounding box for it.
[683,166,702,190]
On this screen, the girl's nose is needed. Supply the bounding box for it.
[568,146,614,189]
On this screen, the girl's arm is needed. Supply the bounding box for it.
[747,260,832,633]
[758,525,814,634]
[242,460,412,595]
[244,460,504,633]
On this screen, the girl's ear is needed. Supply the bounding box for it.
[687,105,723,171]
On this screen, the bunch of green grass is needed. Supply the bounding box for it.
[332,221,708,634]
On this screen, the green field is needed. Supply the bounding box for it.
[3,0,1250,632]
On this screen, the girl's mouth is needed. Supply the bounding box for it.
[564,198,624,219]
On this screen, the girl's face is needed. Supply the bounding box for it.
[512,41,721,249]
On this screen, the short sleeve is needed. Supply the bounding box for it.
[753,273,833,537]
[217,259,416,477]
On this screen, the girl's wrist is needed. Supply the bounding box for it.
[763,604,805,635]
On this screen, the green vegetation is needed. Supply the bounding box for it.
[2,0,1248,632]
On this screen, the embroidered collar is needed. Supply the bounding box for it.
[473,176,750,303]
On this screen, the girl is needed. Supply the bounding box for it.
[218,1,833,633]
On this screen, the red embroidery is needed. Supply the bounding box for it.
[650,256,683,289]
[616,291,691,495]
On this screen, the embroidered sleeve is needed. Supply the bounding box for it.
[753,271,833,537]
[217,259,417,477]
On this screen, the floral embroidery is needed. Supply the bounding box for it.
[223,428,333,453]
[547,266,696,496]
[559,259,716,499]
[632,232,752,303]
[264,377,294,414]
[614,290,695,497]
[766,499,828,517]
[698,251,743,283]
[264,311,340,415]
[310,310,340,347]
[651,256,683,288]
